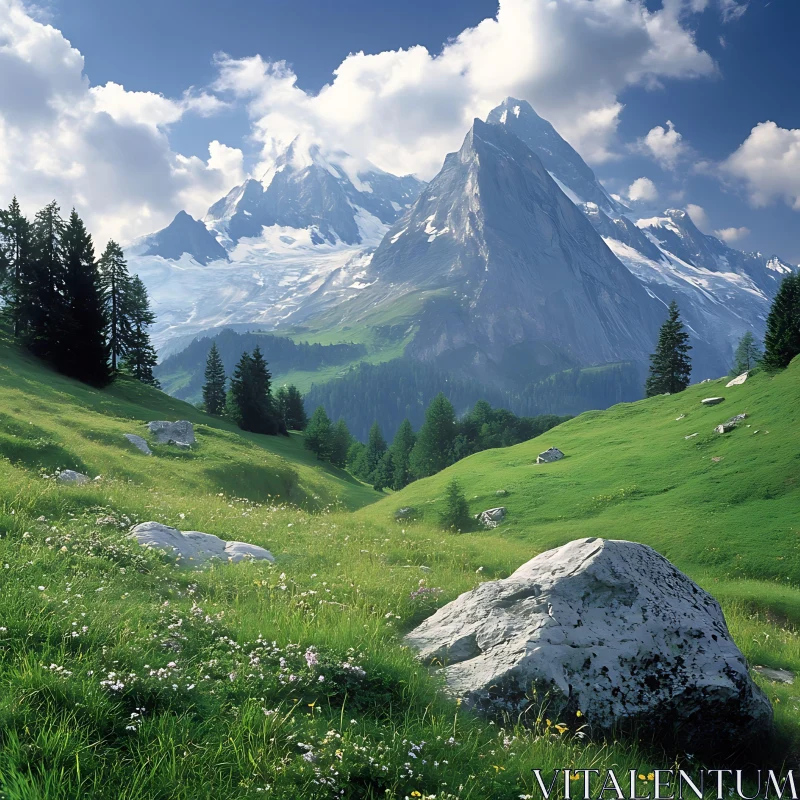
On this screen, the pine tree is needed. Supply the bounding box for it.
[59,210,110,386]
[329,419,352,467]
[731,331,762,375]
[0,197,35,338]
[276,384,308,431]
[373,451,393,492]
[409,393,457,478]
[762,274,800,370]
[346,440,367,478]
[304,406,333,460]
[389,418,416,490]
[438,478,471,532]
[98,240,132,372]
[202,342,227,415]
[227,351,252,428]
[227,347,278,433]
[364,422,388,484]
[645,301,692,397]
[122,275,159,386]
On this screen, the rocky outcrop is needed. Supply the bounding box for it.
[405,537,772,755]
[147,421,195,448]
[726,372,749,387]
[58,470,89,485]
[715,413,747,434]
[128,522,274,566]
[478,507,506,528]
[124,434,152,455]
[537,447,564,464]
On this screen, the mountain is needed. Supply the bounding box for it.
[131,210,229,265]
[486,97,625,215]
[310,118,662,387]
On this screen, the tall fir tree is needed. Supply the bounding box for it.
[389,418,416,490]
[202,342,227,415]
[59,210,110,386]
[409,393,457,478]
[304,406,333,460]
[364,422,388,484]
[731,331,762,375]
[644,300,692,397]
[762,274,800,370]
[226,347,278,433]
[122,275,159,386]
[98,240,132,372]
[329,419,352,468]
[276,385,308,431]
[0,197,35,337]
[227,351,252,428]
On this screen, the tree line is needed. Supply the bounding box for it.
[0,197,157,387]
[201,342,308,435]
[644,278,800,397]
[303,392,570,490]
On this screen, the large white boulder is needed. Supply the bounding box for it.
[405,537,772,754]
[726,372,749,387]
[128,522,274,566]
[147,421,195,447]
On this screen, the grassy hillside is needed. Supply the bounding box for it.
[1,331,799,799]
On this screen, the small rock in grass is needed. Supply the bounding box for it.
[147,420,195,448]
[536,447,564,464]
[478,507,507,528]
[726,372,749,387]
[702,397,725,406]
[124,434,152,455]
[753,666,794,684]
[685,433,698,440]
[57,470,89,485]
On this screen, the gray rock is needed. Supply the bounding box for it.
[405,537,772,754]
[58,469,89,485]
[147,420,195,448]
[753,666,794,684]
[478,507,507,528]
[124,434,152,455]
[684,432,699,439]
[715,413,748,434]
[701,397,725,406]
[726,372,749,387]
[495,489,508,497]
[128,522,274,566]
[536,447,564,464]
[395,507,417,520]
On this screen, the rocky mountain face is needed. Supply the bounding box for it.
[320,118,662,386]
[132,210,229,265]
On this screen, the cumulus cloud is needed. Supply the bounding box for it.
[0,0,242,245]
[214,0,716,179]
[626,177,659,203]
[686,203,710,230]
[722,121,800,211]
[636,120,688,169]
[714,226,750,243]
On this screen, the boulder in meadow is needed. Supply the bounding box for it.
[536,447,564,464]
[147,420,195,448]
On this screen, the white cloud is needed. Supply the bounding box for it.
[214,0,716,179]
[627,177,659,203]
[0,0,241,245]
[637,120,688,169]
[686,203,709,230]
[714,226,750,243]
[719,0,748,23]
[722,121,800,211]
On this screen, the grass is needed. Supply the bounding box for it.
[1,328,799,799]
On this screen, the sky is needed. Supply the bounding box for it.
[1,0,799,261]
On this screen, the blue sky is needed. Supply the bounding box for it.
[2,0,799,260]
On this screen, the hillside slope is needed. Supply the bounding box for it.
[361,360,800,589]
[0,327,378,512]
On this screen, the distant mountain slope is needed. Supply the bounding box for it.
[131,210,229,265]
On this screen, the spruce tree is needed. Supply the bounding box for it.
[762,274,800,370]
[98,240,131,372]
[438,478,471,532]
[644,301,692,397]
[329,419,352,467]
[285,385,308,431]
[409,393,457,478]
[346,440,367,478]
[389,418,416,490]
[373,451,393,492]
[202,342,227,415]
[227,351,252,428]
[122,275,159,386]
[59,210,110,386]
[227,347,277,433]
[364,422,388,484]
[731,331,762,375]
[304,406,333,460]
[0,197,34,338]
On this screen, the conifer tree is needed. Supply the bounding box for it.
[645,301,692,397]
[731,331,762,375]
[389,418,416,490]
[364,422,388,484]
[372,451,394,492]
[304,406,333,460]
[122,275,159,386]
[98,240,131,372]
[59,210,110,385]
[410,393,457,478]
[762,274,800,370]
[276,384,308,431]
[329,419,352,468]
[227,346,277,433]
[202,342,226,415]
[0,197,34,337]
[438,478,471,532]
